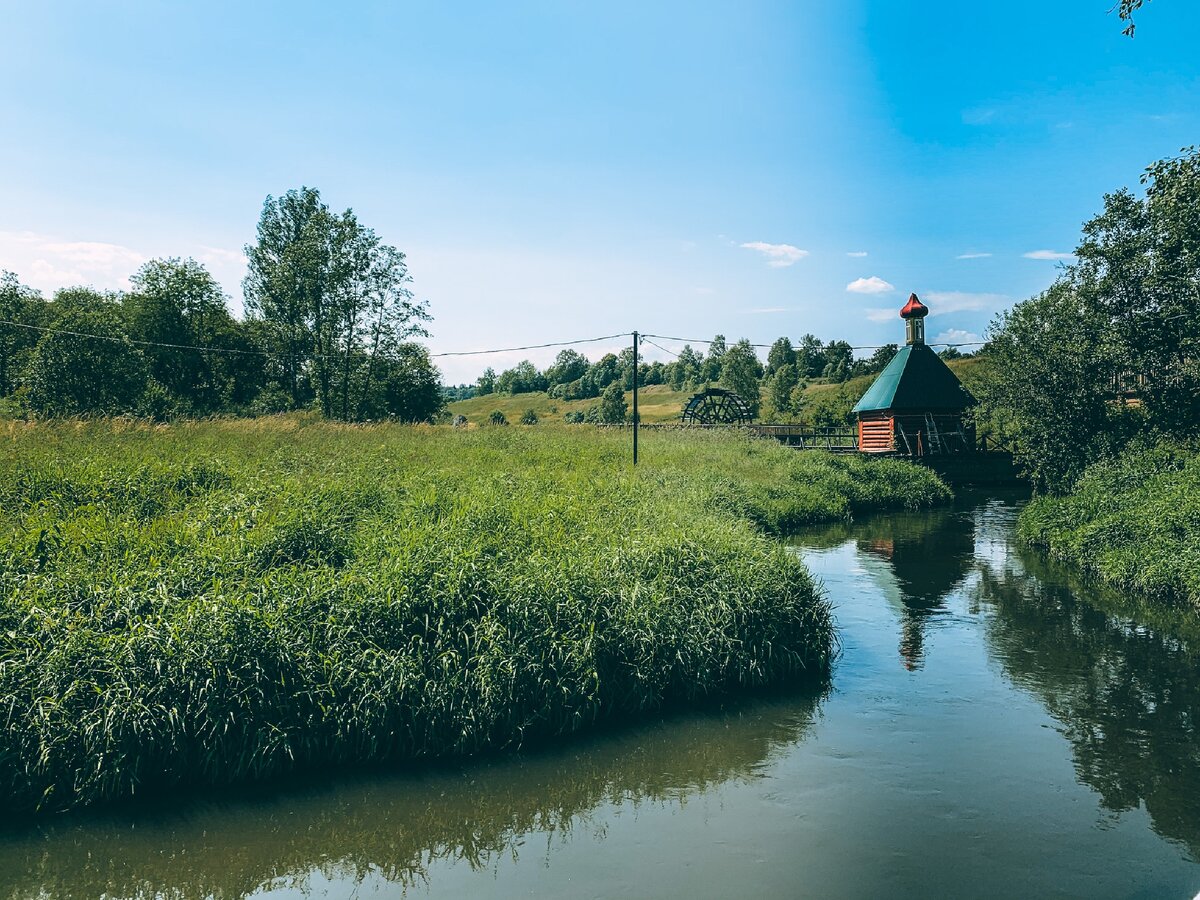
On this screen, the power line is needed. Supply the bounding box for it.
[640,336,681,359]
[429,333,629,358]
[0,317,987,365]
[0,318,274,356]
[641,331,987,351]
[0,318,630,361]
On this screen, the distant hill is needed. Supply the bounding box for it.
[447,356,987,425]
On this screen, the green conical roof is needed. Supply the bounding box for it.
[852,344,975,414]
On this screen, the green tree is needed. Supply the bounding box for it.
[244,188,431,420]
[822,340,854,382]
[766,336,796,376]
[701,334,726,382]
[358,343,443,422]
[27,302,148,416]
[546,349,589,386]
[243,186,331,409]
[767,362,799,417]
[599,382,627,423]
[476,367,496,395]
[867,343,898,372]
[126,257,246,413]
[720,339,763,417]
[496,360,546,394]
[982,147,1200,491]
[0,271,45,398]
[488,410,509,426]
[520,408,539,425]
[796,334,826,378]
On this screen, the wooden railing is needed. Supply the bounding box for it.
[748,425,859,450]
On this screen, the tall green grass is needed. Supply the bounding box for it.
[1018,442,1200,608]
[0,418,948,814]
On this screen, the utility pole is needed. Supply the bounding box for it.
[632,331,639,465]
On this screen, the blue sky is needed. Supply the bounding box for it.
[1,1,1197,382]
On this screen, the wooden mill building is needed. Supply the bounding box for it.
[852,294,976,455]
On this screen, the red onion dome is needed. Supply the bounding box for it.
[899,293,929,319]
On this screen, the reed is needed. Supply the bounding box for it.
[1018,442,1200,609]
[0,418,948,813]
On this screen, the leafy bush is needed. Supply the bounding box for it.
[520,409,538,425]
[488,410,508,426]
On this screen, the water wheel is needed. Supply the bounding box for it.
[680,387,753,425]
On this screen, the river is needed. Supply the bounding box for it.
[2,491,1199,899]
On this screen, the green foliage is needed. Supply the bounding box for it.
[26,302,149,416]
[496,360,546,395]
[765,363,799,418]
[243,186,431,419]
[0,421,953,814]
[599,382,627,423]
[357,343,445,422]
[1018,442,1200,608]
[0,271,46,398]
[719,339,763,417]
[766,337,795,375]
[563,410,584,424]
[981,148,1200,491]
[126,257,262,413]
[488,409,509,425]
[520,408,539,425]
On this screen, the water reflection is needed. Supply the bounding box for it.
[974,542,1200,860]
[796,493,1200,862]
[794,507,975,669]
[0,687,826,900]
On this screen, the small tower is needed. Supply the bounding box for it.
[900,292,928,346]
[853,294,975,455]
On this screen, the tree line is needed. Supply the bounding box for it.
[0,187,442,422]
[459,334,919,421]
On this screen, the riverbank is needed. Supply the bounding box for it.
[0,418,949,814]
[1018,443,1200,609]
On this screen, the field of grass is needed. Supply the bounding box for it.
[0,418,949,814]
[1018,443,1200,609]
[447,384,694,424]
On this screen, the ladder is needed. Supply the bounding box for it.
[924,413,944,455]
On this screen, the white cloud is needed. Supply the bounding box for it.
[933,329,983,346]
[0,230,146,292]
[0,231,250,306]
[956,252,992,259]
[739,241,809,268]
[846,250,868,258]
[923,291,1007,314]
[1023,249,1074,260]
[846,276,895,294]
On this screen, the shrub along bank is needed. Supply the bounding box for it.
[1018,443,1200,609]
[0,419,948,814]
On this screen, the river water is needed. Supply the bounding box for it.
[3,492,1199,899]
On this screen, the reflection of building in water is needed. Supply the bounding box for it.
[857,509,975,670]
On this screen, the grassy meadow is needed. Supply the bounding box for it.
[0,418,949,814]
[1018,443,1200,609]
